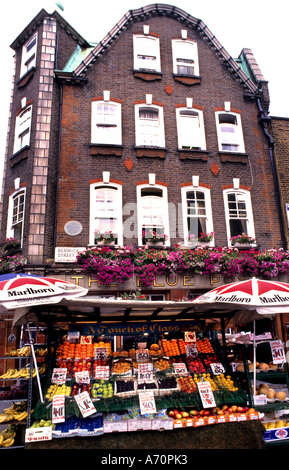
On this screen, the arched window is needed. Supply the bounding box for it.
[137,184,169,246]
[90,182,123,245]
[223,188,255,245]
[135,104,165,147]
[172,39,199,76]
[181,185,213,245]
[133,34,161,72]
[176,107,206,150]
[6,189,26,245]
[215,111,245,153]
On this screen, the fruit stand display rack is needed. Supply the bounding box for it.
[0,325,48,449]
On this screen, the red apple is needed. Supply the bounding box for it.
[168,411,175,417]
[237,406,244,412]
[175,413,182,419]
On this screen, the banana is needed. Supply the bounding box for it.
[15,411,27,421]
[0,434,3,446]
[0,369,13,379]
[2,437,15,447]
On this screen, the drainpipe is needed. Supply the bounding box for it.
[256,97,286,249]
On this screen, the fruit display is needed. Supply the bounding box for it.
[161,339,181,357]
[93,341,112,357]
[0,425,17,447]
[177,376,198,393]
[0,402,28,423]
[157,376,178,392]
[153,357,171,371]
[255,383,288,402]
[112,360,132,375]
[0,364,46,379]
[186,356,206,374]
[91,380,114,399]
[45,383,72,400]
[30,419,54,428]
[73,359,92,376]
[214,374,239,392]
[196,338,215,354]
[263,419,289,430]
[115,379,135,396]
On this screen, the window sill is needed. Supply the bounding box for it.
[178,149,208,161]
[9,146,29,167]
[219,151,249,164]
[90,144,123,157]
[16,67,36,88]
[135,147,166,159]
[173,74,201,86]
[133,69,162,81]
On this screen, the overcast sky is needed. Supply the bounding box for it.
[0,0,288,188]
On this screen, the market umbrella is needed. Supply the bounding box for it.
[0,273,88,403]
[191,277,289,402]
[0,273,88,312]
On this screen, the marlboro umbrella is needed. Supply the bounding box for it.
[192,276,289,316]
[0,273,88,312]
[192,277,289,404]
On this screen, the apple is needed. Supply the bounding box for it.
[217,410,224,415]
[243,406,249,412]
[181,411,189,418]
[222,405,229,411]
[237,406,244,412]
[168,411,175,417]
[231,405,237,412]
[175,413,182,419]
[203,410,211,416]
[189,410,198,416]
[211,407,219,414]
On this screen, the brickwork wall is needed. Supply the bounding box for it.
[271,117,289,247]
[56,14,282,251]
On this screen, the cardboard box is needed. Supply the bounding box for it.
[173,418,186,429]
[263,427,289,443]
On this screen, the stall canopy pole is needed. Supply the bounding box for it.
[26,323,44,403]
[253,320,257,404]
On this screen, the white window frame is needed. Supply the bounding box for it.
[181,185,213,245]
[172,39,199,76]
[176,107,206,150]
[133,34,161,72]
[135,103,165,147]
[137,183,170,246]
[91,100,122,145]
[215,110,245,153]
[223,188,255,245]
[6,188,26,246]
[20,33,37,78]
[89,182,123,245]
[13,105,32,154]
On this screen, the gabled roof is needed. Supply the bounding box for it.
[10,8,91,50]
[63,3,261,96]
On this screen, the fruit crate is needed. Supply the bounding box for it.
[114,378,137,398]
[137,379,159,395]
[157,376,179,396]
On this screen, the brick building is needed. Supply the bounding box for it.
[0,4,285,300]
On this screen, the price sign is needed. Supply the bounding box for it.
[136,349,149,363]
[74,391,96,418]
[94,347,108,361]
[52,395,65,423]
[185,343,198,358]
[138,363,154,384]
[173,363,188,375]
[270,340,285,364]
[51,368,67,384]
[94,366,110,380]
[210,363,225,375]
[197,381,216,408]
[139,391,156,415]
[185,331,196,342]
[75,370,90,384]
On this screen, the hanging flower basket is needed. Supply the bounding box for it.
[187,232,214,248]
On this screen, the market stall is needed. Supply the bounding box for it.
[1,278,289,449]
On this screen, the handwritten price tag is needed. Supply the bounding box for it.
[136,349,149,363]
[75,370,90,384]
[139,391,156,415]
[270,340,285,364]
[197,381,216,408]
[210,363,225,375]
[173,363,188,375]
[52,395,65,423]
[51,368,67,384]
[94,347,107,361]
[94,366,110,380]
[138,363,153,384]
[74,391,96,418]
[185,331,196,342]
[185,343,198,358]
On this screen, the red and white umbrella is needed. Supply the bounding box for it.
[0,273,88,311]
[192,277,289,315]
